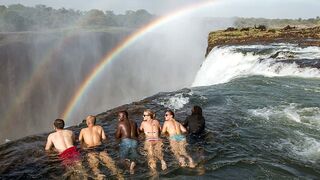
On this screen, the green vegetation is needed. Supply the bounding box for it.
[206,26,320,56]
[234,17,320,28]
[0,4,155,32]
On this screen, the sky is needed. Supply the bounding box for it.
[0,0,319,19]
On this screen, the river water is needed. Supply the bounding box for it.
[1,44,320,179]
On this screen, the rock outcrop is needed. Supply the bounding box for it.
[206,26,320,57]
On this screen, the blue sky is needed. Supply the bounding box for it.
[0,0,319,19]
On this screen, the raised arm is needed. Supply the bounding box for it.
[45,134,53,151]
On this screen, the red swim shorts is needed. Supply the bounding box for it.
[59,146,80,166]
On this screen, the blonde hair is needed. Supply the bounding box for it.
[86,115,96,125]
[144,109,155,119]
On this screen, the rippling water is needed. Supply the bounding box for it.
[1,44,320,179]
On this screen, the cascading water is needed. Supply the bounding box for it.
[192,44,320,87]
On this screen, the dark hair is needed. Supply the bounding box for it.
[119,110,128,118]
[192,106,203,116]
[54,119,65,129]
[166,110,175,118]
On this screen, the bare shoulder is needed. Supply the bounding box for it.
[176,120,182,125]
[140,121,146,126]
[154,119,160,125]
[163,120,168,126]
[64,129,74,135]
[118,121,125,126]
[140,121,146,129]
[80,127,88,133]
[47,132,54,139]
[97,125,104,131]
[80,127,87,131]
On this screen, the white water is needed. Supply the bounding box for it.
[249,103,320,127]
[249,104,320,161]
[192,44,320,87]
[156,92,191,110]
[275,131,320,162]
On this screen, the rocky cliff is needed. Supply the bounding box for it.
[206,26,320,57]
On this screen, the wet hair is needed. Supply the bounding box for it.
[118,110,128,118]
[192,105,203,116]
[144,109,155,119]
[87,115,96,125]
[166,110,175,118]
[54,119,65,129]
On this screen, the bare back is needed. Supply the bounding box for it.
[79,125,106,148]
[162,120,186,136]
[45,129,75,153]
[116,119,139,140]
[140,119,161,139]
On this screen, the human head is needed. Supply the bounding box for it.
[54,119,65,130]
[118,110,128,121]
[86,115,96,126]
[192,105,202,116]
[165,110,174,120]
[143,109,155,120]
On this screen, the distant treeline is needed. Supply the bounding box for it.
[0,4,155,32]
[234,17,320,28]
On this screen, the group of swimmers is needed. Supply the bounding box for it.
[45,106,205,179]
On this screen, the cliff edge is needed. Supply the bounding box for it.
[206,26,320,57]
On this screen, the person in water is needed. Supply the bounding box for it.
[115,110,139,174]
[139,109,167,171]
[45,119,87,177]
[162,110,195,168]
[79,115,122,179]
[183,105,205,136]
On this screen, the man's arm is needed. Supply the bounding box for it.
[79,129,84,143]
[101,126,107,142]
[115,123,122,139]
[45,134,53,151]
[135,122,140,135]
[71,131,76,143]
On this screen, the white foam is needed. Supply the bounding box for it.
[249,104,320,127]
[275,131,320,162]
[157,93,190,110]
[192,44,320,87]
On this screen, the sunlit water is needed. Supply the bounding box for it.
[1,44,320,179]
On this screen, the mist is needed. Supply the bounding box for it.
[0,3,234,143]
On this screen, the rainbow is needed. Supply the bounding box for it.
[62,0,219,122]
